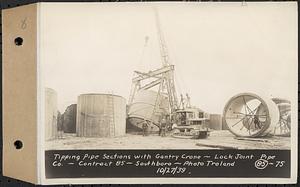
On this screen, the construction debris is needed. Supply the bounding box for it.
[195,143,238,150]
[234,137,270,143]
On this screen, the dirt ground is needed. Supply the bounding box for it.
[45,130,290,150]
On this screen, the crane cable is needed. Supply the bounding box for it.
[137,36,149,72]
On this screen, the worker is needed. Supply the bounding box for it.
[179,94,185,109]
[186,93,191,108]
[160,117,167,137]
[57,112,64,139]
[142,120,148,136]
[158,116,162,136]
[166,115,172,131]
[180,113,185,125]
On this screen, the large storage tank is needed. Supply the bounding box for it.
[209,114,222,130]
[45,88,58,140]
[76,94,126,137]
[63,104,77,133]
[127,90,169,131]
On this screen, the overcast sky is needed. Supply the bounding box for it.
[40,2,297,114]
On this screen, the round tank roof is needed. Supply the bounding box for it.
[45,87,57,94]
[79,93,125,99]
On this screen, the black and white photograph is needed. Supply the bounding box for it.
[34,2,297,184]
[43,2,296,151]
[1,1,297,185]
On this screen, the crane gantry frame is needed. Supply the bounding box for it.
[128,7,179,117]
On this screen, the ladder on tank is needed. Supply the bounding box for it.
[107,93,115,136]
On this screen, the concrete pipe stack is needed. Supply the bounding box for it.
[76,94,126,137]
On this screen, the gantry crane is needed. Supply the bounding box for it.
[128,8,209,137]
[128,8,179,116]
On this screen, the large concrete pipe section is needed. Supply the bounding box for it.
[223,93,280,137]
[127,90,169,131]
[271,98,291,136]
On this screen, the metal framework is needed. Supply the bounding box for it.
[128,7,179,115]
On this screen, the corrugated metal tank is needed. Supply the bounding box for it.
[45,88,58,140]
[127,90,169,130]
[63,104,77,133]
[76,94,126,137]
